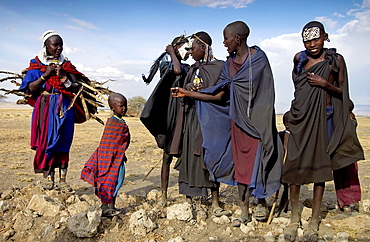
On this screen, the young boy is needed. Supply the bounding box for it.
[140,36,190,206]
[172,21,283,225]
[81,92,130,217]
[282,21,364,241]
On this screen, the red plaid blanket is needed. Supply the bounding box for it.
[81,117,130,204]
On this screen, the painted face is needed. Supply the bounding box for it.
[111,97,128,118]
[190,41,205,61]
[176,42,191,61]
[45,35,63,58]
[223,27,238,54]
[303,29,327,57]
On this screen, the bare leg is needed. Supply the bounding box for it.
[108,197,116,209]
[58,165,73,193]
[284,184,301,241]
[277,183,289,216]
[160,152,173,206]
[305,182,325,242]
[238,183,251,219]
[43,170,55,190]
[211,185,220,210]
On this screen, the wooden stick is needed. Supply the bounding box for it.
[77,81,108,103]
[60,86,84,118]
[142,158,162,181]
[266,189,279,226]
[79,93,91,120]
[82,89,109,107]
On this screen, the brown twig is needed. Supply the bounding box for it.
[142,158,163,181]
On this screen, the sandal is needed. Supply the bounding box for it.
[102,208,120,217]
[57,182,75,193]
[303,224,318,242]
[212,207,231,217]
[253,204,268,222]
[42,180,54,190]
[232,215,251,227]
[284,222,301,241]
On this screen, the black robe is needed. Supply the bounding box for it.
[174,59,224,196]
[140,59,189,153]
[282,49,364,185]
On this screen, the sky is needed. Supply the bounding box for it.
[1,0,369,114]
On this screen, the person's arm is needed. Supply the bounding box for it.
[292,53,300,80]
[166,45,181,74]
[28,64,61,92]
[171,87,225,101]
[306,55,344,98]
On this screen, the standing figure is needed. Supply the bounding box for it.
[333,100,362,212]
[172,22,283,224]
[81,93,130,217]
[140,35,190,206]
[282,21,364,242]
[20,30,90,192]
[173,31,230,216]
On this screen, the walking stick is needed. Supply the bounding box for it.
[142,158,162,181]
[266,189,279,225]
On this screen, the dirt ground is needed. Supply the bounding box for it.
[0,104,370,241]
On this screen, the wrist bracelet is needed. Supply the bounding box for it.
[40,75,46,81]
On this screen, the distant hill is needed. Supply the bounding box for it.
[354,105,370,116]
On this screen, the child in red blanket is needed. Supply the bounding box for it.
[81,93,130,217]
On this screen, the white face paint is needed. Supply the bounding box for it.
[177,39,193,60]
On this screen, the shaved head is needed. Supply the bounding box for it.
[225,21,250,40]
[108,93,127,108]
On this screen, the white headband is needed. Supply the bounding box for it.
[41,30,59,46]
[302,27,320,42]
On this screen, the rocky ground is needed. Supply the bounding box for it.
[0,106,370,241]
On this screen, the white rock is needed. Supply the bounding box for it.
[336,232,349,242]
[212,215,230,224]
[240,223,255,234]
[361,199,370,214]
[129,209,157,236]
[167,226,175,233]
[0,201,10,212]
[67,201,91,216]
[277,233,285,242]
[168,236,185,242]
[26,195,64,216]
[297,227,304,241]
[66,195,81,205]
[67,205,101,238]
[147,189,161,201]
[263,231,275,242]
[272,217,290,225]
[80,194,98,206]
[167,203,193,221]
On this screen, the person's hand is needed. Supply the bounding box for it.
[194,83,204,91]
[165,45,175,54]
[307,72,326,87]
[350,112,356,121]
[171,87,187,97]
[44,64,61,78]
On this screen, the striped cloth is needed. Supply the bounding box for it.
[81,116,130,204]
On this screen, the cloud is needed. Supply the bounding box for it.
[315,16,338,29]
[69,18,98,30]
[259,0,370,110]
[4,28,16,32]
[333,12,345,18]
[179,0,254,9]
[63,46,82,55]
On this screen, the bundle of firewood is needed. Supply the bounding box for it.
[0,70,115,125]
